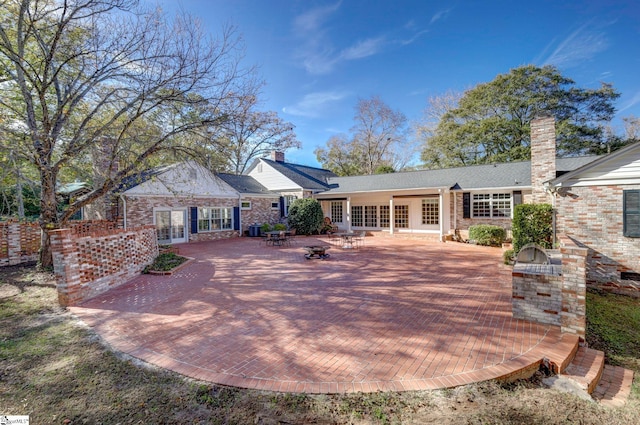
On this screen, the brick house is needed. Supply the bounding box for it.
[314,116,598,241]
[217,173,281,233]
[547,140,640,291]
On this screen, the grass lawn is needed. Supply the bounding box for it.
[1,265,639,424]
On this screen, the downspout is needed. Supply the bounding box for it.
[120,194,127,230]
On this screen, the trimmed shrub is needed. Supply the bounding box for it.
[468,225,506,247]
[287,198,324,235]
[512,203,553,253]
[273,223,287,231]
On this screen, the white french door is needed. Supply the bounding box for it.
[155,209,187,244]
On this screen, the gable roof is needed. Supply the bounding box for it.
[217,173,276,195]
[120,162,238,197]
[246,158,337,191]
[316,156,600,196]
[548,141,640,187]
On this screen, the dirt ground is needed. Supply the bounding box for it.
[1,264,638,425]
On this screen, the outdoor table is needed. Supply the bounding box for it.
[265,231,290,246]
[335,232,356,249]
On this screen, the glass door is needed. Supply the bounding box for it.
[155,209,187,244]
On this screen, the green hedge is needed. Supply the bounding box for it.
[468,225,506,247]
[512,203,553,253]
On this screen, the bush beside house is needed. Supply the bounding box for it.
[512,203,553,253]
[287,198,324,235]
[468,225,506,247]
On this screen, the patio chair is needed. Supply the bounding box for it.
[353,231,366,249]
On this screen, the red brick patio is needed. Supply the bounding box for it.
[69,236,578,393]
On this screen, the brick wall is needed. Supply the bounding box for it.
[512,234,587,338]
[123,195,240,241]
[530,115,556,204]
[50,225,158,306]
[451,192,532,240]
[0,221,40,266]
[241,197,281,232]
[555,184,640,293]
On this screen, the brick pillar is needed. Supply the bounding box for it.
[530,115,556,204]
[50,228,82,307]
[7,222,21,265]
[559,234,588,339]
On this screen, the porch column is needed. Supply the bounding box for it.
[389,197,394,235]
[439,189,444,242]
[346,196,352,232]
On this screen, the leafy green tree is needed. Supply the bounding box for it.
[420,65,621,168]
[0,0,254,267]
[287,198,324,235]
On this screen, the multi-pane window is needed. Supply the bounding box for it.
[380,205,390,228]
[331,201,343,224]
[198,207,233,232]
[365,205,378,227]
[395,205,409,228]
[351,205,363,227]
[422,198,439,225]
[472,193,511,218]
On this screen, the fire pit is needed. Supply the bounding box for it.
[303,245,330,260]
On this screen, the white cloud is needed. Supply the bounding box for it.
[430,9,451,24]
[282,91,349,118]
[339,37,386,60]
[619,90,640,113]
[293,1,341,33]
[537,21,609,68]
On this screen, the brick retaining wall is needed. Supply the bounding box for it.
[0,221,40,266]
[512,234,587,338]
[50,225,158,306]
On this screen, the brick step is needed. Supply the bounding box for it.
[561,346,605,394]
[592,365,635,407]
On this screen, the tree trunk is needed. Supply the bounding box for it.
[38,167,59,269]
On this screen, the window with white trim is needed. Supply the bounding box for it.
[198,207,233,231]
[422,198,439,225]
[472,193,511,218]
[365,205,378,227]
[271,201,279,210]
[240,201,251,210]
[380,205,390,228]
[395,205,409,228]
[351,205,363,227]
[330,201,343,224]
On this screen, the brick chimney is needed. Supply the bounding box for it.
[271,151,285,162]
[530,115,556,204]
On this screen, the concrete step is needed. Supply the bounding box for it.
[592,365,635,407]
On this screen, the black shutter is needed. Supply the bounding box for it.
[190,207,198,234]
[279,196,285,217]
[233,207,240,231]
[624,190,640,237]
[513,190,523,206]
[463,192,471,219]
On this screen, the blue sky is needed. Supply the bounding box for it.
[156,0,640,167]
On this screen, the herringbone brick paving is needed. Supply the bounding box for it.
[70,236,576,393]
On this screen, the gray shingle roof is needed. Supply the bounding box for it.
[257,158,337,191]
[217,173,275,195]
[316,156,600,196]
